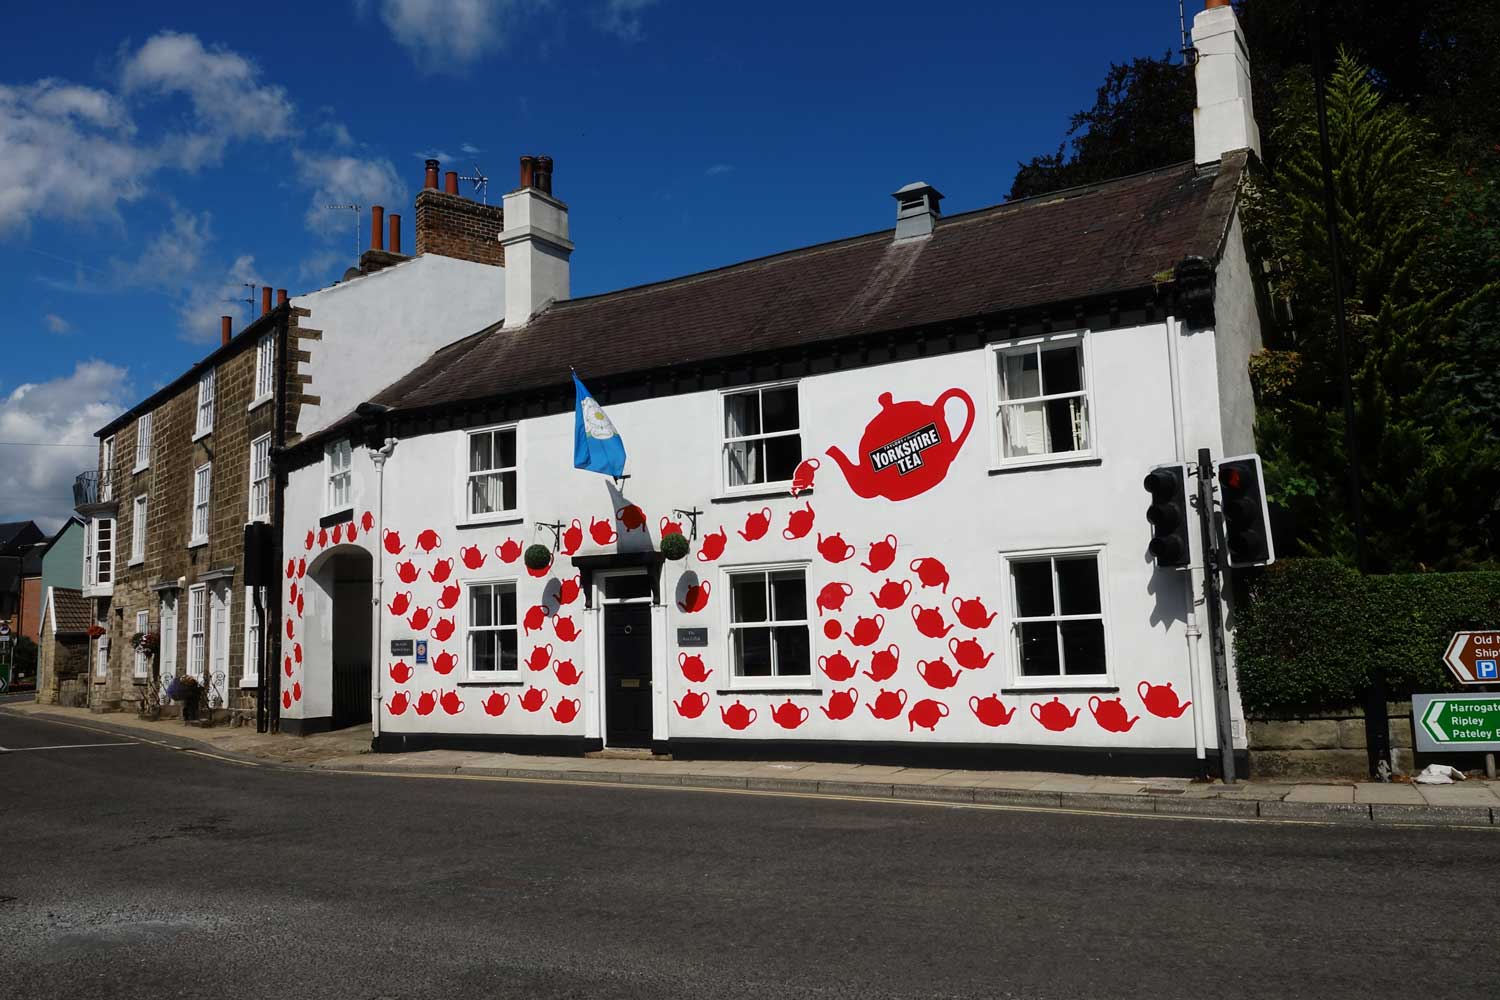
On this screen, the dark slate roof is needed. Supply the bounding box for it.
[48,587,91,635]
[0,521,44,554]
[20,543,44,577]
[368,154,1246,417]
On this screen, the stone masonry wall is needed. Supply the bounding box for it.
[1249,704,1416,778]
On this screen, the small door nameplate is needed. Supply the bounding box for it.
[621,678,642,689]
[677,628,708,647]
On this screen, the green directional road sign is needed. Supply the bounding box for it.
[1413,693,1500,753]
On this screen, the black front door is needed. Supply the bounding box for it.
[604,602,653,747]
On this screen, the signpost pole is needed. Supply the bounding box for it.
[1196,448,1236,784]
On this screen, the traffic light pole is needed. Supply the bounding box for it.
[1196,447,1237,784]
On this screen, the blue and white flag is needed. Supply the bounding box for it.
[573,373,627,478]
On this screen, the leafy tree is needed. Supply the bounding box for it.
[1243,52,1500,571]
[1008,55,1193,200]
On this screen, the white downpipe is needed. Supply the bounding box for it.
[369,437,397,741]
[1167,317,1208,765]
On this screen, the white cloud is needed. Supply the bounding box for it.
[43,313,71,334]
[372,0,529,72]
[597,0,658,41]
[114,206,214,292]
[706,163,733,177]
[460,142,483,154]
[0,360,134,529]
[295,151,406,239]
[175,253,268,344]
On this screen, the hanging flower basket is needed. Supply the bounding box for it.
[523,544,552,571]
[132,631,160,659]
[660,532,690,562]
[86,624,106,639]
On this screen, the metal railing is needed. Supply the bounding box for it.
[73,471,100,508]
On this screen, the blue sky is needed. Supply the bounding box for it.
[0,0,1182,527]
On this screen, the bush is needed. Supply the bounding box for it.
[1235,558,1500,713]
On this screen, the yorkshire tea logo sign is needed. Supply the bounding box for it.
[869,423,941,476]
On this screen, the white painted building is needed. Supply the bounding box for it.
[276,3,1266,775]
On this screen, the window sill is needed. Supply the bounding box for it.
[715,686,823,696]
[456,678,526,688]
[987,454,1100,476]
[188,539,208,550]
[192,428,212,443]
[132,463,149,475]
[248,395,273,413]
[128,558,144,568]
[239,677,259,689]
[1000,683,1118,695]
[458,511,525,529]
[710,485,799,505]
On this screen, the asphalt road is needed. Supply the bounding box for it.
[1,711,1493,1000]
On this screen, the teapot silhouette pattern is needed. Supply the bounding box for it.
[481,692,510,716]
[849,614,886,647]
[414,691,438,716]
[660,515,684,537]
[790,457,819,497]
[416,529,442,553]
[697,526,727,562]
[871,578,912,610]
[429,557,455,584]
[554,616,581,642]
[821,688,860,721]
[911,605,953,639]
[817,532,857,564]
[388,660,413,684]
[1138,681,1192,718]
[589,517,617,545]
[331,523,343,544]
[675,690,710,719]
[1031,697,1081,732]
[562,519,584,555]
[868,687,908,720]
[439,690,464,715]
[823,619,842,640]
[407,607,432,632]
[431,616,456,642]
[293,643,302,663]
[284,656,293,677]
[286,618,296,641]
[432,650,458,675]
[815,582,854,616]
[519,686,549,712]
[395,560,419,584]
[783,501,816,540]
[864,644,900,682]
[825,389,975,502]
[617,504,647,532]
[526,645,553,672]
[437,583,461,610]
[739,507,772,542]
[304,530,315,551]
[908,698,949,732]
[496,538,522,563]
[951,595,997,630]
[386,691,411,715]
[361,510,374,532]
[552,698,581,724]
[297,557,305,579]
[720,700,757,731]
[909,557,950,593]
[387,590,412,617]
[554,659,582,686]
[770,699,810,730]
[969,694,1015,727]
[318,527,328,548]
[817,651,858,682]
[527,556,552,578]
[679,652,712,683]
[286,558,297,579]
[523,604,549,635]
[346,523,358,543]
[460,545,486,570]
[282,690,292,710]
[862,534,899,573]
[383,529,404,555]
[678,581,711,614]
[292,681,302,702]
[557,575,582,605]
[289,581,299,606]
[296,594,304,617]
[948,636,994,671]
[1090,696,1140,733]
[916,657,962,690]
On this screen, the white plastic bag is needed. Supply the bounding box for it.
[1413,763,1468,784]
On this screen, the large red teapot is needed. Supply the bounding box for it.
[825,388,975,502]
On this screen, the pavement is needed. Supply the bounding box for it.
[6,700,1499,828]
[1,707,1495,1000]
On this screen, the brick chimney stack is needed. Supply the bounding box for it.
[414,159,505,267]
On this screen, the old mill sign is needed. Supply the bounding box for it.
[1442,631,1500,685]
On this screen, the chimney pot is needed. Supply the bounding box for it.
[1205,0,1230,6]
[370,205,385,251]
[221,316,232,346]
[519,155,537,190]
[444,171,459,195]
[276,288,287,306]
[389,214,402,254]
[261,286,272,315]
[424,159,440,190]
[535,155,554,195]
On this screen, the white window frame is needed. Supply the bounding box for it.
[1000,545,1113,689]
[248,433,272,522]
[462,423,521,524]
[194,369,216,439]
[463,577,521,679]
[986,331,1097,471]
[241,586,266,688]
[159,592,178,687]
[187,584,207,681]
[190,463,212,547]
[93,516,114,586]
[133,412,152,472]
[325,439,353,515]
[720,380,803,495]
[100,435,115,501]
[130,494,147,565]
[721,560,814,689]
[251,332,275,409]
[132,609,150,679]
[95,628,110,678]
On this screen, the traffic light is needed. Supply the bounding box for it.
[1143,464,1190,568]
[1218,454,1274,567]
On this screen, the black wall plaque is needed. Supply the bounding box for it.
[677,627,708,647]
[390,639,414,657]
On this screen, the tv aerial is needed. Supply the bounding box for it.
[458,164,490,204]
[324,203,363,262]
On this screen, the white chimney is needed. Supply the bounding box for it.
[1191,0,1261,165]
[500,155,572,328]
[892,181,943,241]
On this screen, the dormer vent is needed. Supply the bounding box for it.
[893,182,943,241]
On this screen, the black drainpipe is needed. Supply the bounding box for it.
[265,305,290,734]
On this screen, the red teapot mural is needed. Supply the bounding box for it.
[416,529,442,553]
[911,605,953,639]
[361,510,374,532]
[817,651,858,683]
[304,530,315,551]
[720,699,757,731]
[293,643,302,663]
[790,457,818,497]
[439,690,464,715]
[460,545,486,570]
[286,619,296,641]
[432,650,458,675]
[739,507,772,542]
[318,527,328,548]
[909,557,950,593]
[821,688,859,721]
[562,519,584,555]
[678,581,711,614]
[346,523,358,543]
[864,644,900,682]
[407,607,432,632]
[770,699,810,730]
[520,686,549,712]
[1139,680,1192,719]
[1089,696,1140,733]
[497,538,522,563]
[387,591,411,617]
[331,523,343,544]
[284,656,293,677]
[557,575,582,606]
[862,534,898,573]
[437,584,460,610]
[675,690,709,719]
[527,555,552,578]
[871,578,912,610]
[286,558,296,578]
[679,652,712,683]
[429,557,455,584]
[952,595,997,630]
[282,690,292,710]
[431,616,456,642]
[916,657,962,690]
[552,698,581,724]
[554,616,581,642]
[589,517,617,545]
[908,698,949,732]
[783,501,815,540]
[395,559,419,584]
[849,613,885,647]
[697,526,727,562]
[815,582,853,616]
[817,532,856,564]
[389,660,413,684]
[414,691,438,716]
[386,691,411,715]
[526,645,553,672]
[825,389,975,502]
[383,529,404,554]
[969,694,1015,727]
[868,687,908,720]
[1031,697,1081,732]
[297,557,306,579]
[523,604,548,635]
[660,515,684,537]
[618,504,647,532]
[554,659,582,686]
[823,619,842,640]
[948,636,993,671]
[482,692,510,716]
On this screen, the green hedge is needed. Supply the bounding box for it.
[1234,558,1500,713]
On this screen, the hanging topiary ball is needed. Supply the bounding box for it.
[661,532,690,562]
[523,544,552,570]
